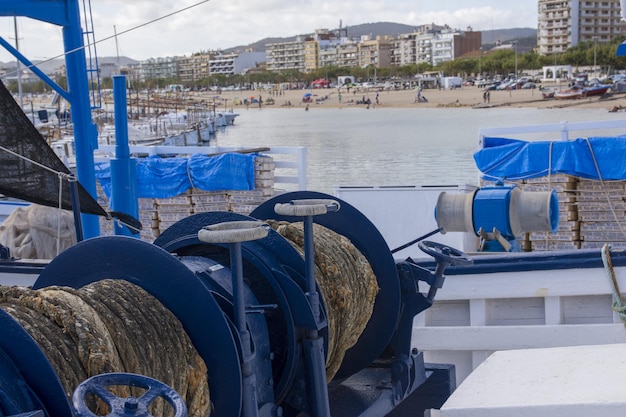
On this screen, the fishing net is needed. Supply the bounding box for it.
[0,80,106,217]
[266,220,379,381]
[0,279,210,417]
[0,205,76,259]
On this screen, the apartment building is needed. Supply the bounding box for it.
[140,57,180,81]
[209,51,266,75]
[336,40,359,68]
[538,0,624,55]
[358,36,392,68]
[266,36,306,72]
[390,25,478,67]
[391,33,418,66]
[178,53,211,83]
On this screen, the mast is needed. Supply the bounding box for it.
[0,0,102,238]
[13,17,22,108]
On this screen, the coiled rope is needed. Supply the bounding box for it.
[0,279,210,417]
[266,220,379,381]
[601,244,626,324]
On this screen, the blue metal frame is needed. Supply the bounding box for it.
[251,191,402,380]
[110,75,138,236]
[0,309,70,417]
[0,1,100,237]
[33,236,243,417]
[154,211,327,405]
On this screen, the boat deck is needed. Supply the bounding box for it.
[442,343,626,416]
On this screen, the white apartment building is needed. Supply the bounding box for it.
[140,57,180,81]
[430,32,456,66]
[266,36,306,72]
[209,51,266,75]
[538,0,624,55]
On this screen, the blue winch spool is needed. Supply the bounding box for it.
[435,185,559,251]
[26,191,401,417]
[0,310,71,417]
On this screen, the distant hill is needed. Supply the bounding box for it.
[227,22,538,53]
[1,23,538,68]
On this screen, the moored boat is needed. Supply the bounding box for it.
[554,86,583,99]
[582,83,610,97]
[541,88,555,99]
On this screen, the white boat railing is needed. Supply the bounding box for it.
[478,118,626,144]
[412,261,626,386]
[97,144,308,191]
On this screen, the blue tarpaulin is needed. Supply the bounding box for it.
[474,136,626,181]
[95,153,256,199]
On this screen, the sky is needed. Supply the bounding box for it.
[0,0,540,63]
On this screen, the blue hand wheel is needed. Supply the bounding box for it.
[72,373,188,417]
[418,240,473,266]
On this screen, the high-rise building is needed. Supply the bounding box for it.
[538,0,624,55]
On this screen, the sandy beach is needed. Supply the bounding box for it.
[209,84,626,112]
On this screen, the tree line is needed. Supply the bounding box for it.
[6,35,626,94]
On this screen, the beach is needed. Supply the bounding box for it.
[210,84,625,112]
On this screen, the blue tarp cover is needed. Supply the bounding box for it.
[95,153,255,199]
[474,136,626,181]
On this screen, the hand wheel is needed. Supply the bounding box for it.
[72,373,187,417]
[418,240,472,266]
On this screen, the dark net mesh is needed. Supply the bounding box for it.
[0,80,107,217]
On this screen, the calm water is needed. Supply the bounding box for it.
[212,106,617,194]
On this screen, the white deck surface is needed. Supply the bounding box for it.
[441,343,626,416]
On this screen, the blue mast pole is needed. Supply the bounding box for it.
[62,0,100,238]
[110,75,138,236]
[0,0,101,238]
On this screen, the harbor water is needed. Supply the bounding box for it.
[214,106,617,194]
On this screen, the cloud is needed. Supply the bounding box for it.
[0,1,538,62]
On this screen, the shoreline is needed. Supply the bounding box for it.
[201,85,626,112]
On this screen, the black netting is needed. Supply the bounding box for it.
[0,80,107,217]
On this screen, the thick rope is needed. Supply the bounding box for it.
[0,280,210,417]
[266,220,379,381]
[601,244,626,324]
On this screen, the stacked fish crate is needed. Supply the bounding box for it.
[96,189,161,242]
[153,194,194,233]
[505,175,626,251]
[516,175,580,251]
[576,179,626,249]
[97,155,277,241]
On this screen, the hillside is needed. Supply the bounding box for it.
[228,22,537,53]
[1,23,537,68]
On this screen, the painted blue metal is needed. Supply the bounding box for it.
[434,246,626,275]
[251,191,402,381]
[0,1,101,238]
[184,255,275,413]
[472,186,515,237]
[154,211,327,404]
[0,309,70,417]
[110,75,138,236]
[33,236,243,417]
[73,373,188,417]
